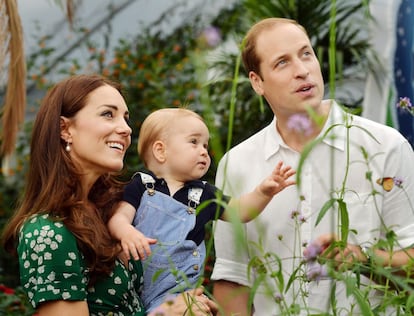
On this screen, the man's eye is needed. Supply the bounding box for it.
[276,60,286,67]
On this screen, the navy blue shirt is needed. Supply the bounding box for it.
[123,170,230,245]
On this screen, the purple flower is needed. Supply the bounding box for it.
[303,240,323,262]
[274,292,283,303]
[164,293,176,306]
[306,261,328,282]
[393,177,403,188]
[287,113,313,136]
[290,209,301,219]
[396,97,413,115]
[200,26,222,48]
[148,306,166,316]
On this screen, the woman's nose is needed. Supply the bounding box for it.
[117,119,132,136]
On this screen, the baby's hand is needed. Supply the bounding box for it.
[260,161,296,196]
[120,225,157,260]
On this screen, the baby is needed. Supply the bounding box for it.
[108,108,296,312]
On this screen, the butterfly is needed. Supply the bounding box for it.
[376,177,395,192]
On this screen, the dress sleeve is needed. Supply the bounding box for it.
[17,215,88,308]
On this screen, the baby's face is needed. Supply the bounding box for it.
[163,115,211,182]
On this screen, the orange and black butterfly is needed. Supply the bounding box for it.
[376,177,394,192]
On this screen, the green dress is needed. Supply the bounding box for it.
[17,214,145,316]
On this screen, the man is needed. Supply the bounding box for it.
[211,18,414,315]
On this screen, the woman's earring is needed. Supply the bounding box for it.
[65,142,71,152]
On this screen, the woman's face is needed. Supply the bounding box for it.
[65,84,132,179]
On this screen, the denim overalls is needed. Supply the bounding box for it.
[132,173,206,312]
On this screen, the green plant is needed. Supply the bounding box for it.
[0,284,35,316]
[0,1,384,313]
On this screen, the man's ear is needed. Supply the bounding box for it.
[60,116,72,142]
[152,140,166,163]
[249,71,264,95]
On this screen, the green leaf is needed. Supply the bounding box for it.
[315,198,336,226]
[338,199,349,242]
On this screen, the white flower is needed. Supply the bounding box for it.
[114,276,122,284]
[47,272,56,281]
[50,241,58,250]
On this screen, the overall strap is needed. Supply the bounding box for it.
[138,172,156,196]
[187,181,206,214]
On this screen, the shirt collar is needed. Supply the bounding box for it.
[319,100,347,151]
[141,169,205,188]
[263,117,283,160]
[264,100,347,159]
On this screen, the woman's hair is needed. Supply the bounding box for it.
[241,17,309,78]
[138,108,204,167]
[2,74,125,285]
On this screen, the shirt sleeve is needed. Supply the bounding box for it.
[123,176,145,209]
[17,215,88,308]
[202,182,230,220]
[211,154,253,287]
[380,139,414,249]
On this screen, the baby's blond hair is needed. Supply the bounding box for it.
[138,108,205,167]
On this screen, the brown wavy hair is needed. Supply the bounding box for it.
[2,74,126,285]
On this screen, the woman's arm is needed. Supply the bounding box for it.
[37,300,89,316]
[149,288,218,316]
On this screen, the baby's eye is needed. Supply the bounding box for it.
[190,138,198,144]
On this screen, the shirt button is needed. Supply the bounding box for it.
[193,264,199,271]
[193,250,198,256]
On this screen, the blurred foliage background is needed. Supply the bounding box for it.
[0,0,373,304]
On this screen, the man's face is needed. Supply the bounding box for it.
[249,23,325,118]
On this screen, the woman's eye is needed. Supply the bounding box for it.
[102,111,114,118]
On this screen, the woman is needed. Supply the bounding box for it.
[2,74,215,315]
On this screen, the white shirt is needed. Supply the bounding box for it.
[212,101,414,315]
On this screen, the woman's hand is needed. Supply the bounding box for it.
[149,288,218,316]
